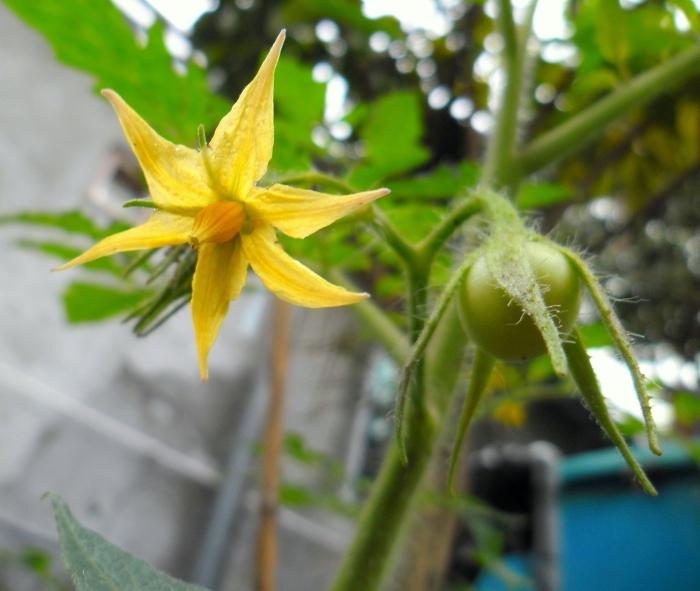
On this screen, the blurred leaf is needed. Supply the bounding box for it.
[595,2,629,70]
[279,483,317,508]
[17,240,123,275]
[63,282,152,323]
[516,182,572,209]
[19,548,52,576]
[272,55,326,172]
[566,67,618,107]
[669,0,700,31]
[578,322,613,348]
[284,432,328,466]
[616,413,645,437]
[50,494,207,591]
[682,440,700,464]
[279,483,358,518]
[3,0,228,144]
[0,210,128,240]
[387,161,480,200]
[349,91,430,186]
[381,202,442,242]
[673,391,700,427]
[282,0,401,37]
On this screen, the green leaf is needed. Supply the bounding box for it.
[386,161,480,200]
[279,483,317,508]
[577,322,613,348]
[349,91,430,186]
[279,484,358,518]
[63,282,152,323]
[669,0,700,31]
[271,56,326,172]
[17,240,124,275]
[284,432,327,466]
[516,182,572,209]
[2,0,228,144]
[0,210,128,240]
[49,494,208,591]
[281,0,401,37]
[673,391,700,427]
[19,548,52,576]
[595,1,630,69]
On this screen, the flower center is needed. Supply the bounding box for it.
[190,201,245,247]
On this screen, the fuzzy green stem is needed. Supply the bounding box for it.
[515,44,700,178]
[331,263,435,591]
[417,195,482,263]
[373,206,420,264]
[329,411,436,591]
[395,249,480,453]
[332,4,539,589]
[331,304,470,591]
[481,0,537,188]
[558,244,660,455]
[563,330,657,495]
[447,349,495,492]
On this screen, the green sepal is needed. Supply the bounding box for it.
[563,329,657,496]
[447,348,496,493]
[558,243,660,456]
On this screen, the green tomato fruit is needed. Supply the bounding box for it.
[458,242,581,361]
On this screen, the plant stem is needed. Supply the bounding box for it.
[255,299,291,591]
[417,195,482,263]
[331,3,538,590]
[395,249,480,451]
[515,44,700,178]
[332,257,432,589]
[480,0,531,188]
[329,413,436,591]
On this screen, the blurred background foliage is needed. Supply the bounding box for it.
[1,0,698,441]
[2,0,699,363]
[1,0,698,458]
[2,0,700,587]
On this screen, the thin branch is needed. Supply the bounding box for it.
[481,0,538,188]
[515,44,700,178]
[395,250,480,455]
[417,195,482,262]
[255,299,291,591]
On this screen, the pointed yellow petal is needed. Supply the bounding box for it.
[102,90,216,213]
[208,31,286,199]
[55,212,193,270]
[247,184,390,238]
[191,238,248,380]
[241,224,367,308]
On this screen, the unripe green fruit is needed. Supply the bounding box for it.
[458,242,581,360]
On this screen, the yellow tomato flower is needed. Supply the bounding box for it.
[57,31,389,380]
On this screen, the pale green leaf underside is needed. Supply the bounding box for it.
[50,494,209,591]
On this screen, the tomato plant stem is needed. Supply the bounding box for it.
[515,44,700,179]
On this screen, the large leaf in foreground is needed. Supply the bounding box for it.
[50,494,208,591]
[2,0,228,143]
